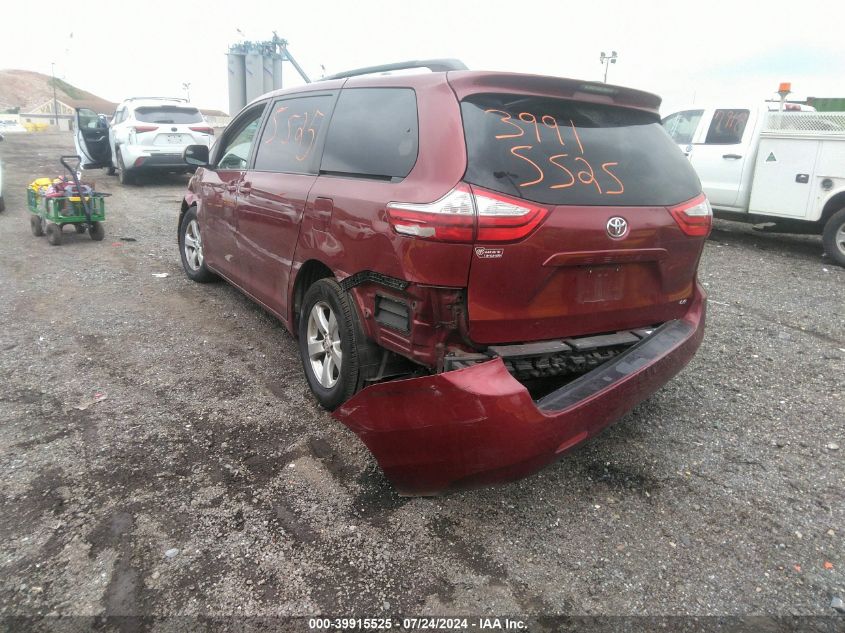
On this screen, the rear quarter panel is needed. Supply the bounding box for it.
[289,75,471,319]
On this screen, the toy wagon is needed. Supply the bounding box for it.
[27,155,109,246]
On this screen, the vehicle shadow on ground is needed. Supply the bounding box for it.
[710,219,826,262]
[87,172,191,189]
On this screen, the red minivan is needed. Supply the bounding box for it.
[177,60,709,495]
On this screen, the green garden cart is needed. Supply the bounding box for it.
[27,155,109,246]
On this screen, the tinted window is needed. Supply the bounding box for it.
[461,94,701,207]
[321,88,418,180]
[215,105,266,170]
[78,108,100,129]
[662,109,703,145]
[134,106,203,124]
[253,94,334,174]
[704,109,749,144]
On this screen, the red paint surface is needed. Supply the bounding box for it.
[334,284,706,496]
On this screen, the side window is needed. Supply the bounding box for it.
[77,108,100,129]
[215,104,267,170]
[253,93,335,174]
[321,88,418,180]
[662,109,703,145]
[704,109,749,145]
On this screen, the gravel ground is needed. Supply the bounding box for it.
[0,133,843,624]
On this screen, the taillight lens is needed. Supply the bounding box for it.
[386,183,548,243]
[132,125,159,133]
[189,126,214,135]
[669,194,712,237]
[472,186,549,243]
[386,184,475,242]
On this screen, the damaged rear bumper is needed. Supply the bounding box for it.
[334,284,706,496]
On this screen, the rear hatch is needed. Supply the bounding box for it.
[132,105,213,147]
[452,76,706,345]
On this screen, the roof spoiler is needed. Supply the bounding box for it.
[124,97,189,103]
[322,58,468,81]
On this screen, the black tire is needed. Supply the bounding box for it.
[178,207,215,282]
[30,215,45,237]
[116,148,134,185]
[822,207,845,267]
[46,223,63,246]
[0,195,5,212]
[298,278,380,411]
[89,221,105,241]
[74,224,87,234]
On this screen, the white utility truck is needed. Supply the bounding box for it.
[662,105,845,265]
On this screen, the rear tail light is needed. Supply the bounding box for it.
[386,183,549,243]
[669,194,712,237]
[473,187,549,242]
[132,126,159,133]
[189,126,214,135]
[386,184,475,242]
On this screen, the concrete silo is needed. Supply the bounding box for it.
[226,36,311,116]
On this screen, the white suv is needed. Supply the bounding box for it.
[74,98,213,185]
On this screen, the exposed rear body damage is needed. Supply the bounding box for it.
[334,285,705,496]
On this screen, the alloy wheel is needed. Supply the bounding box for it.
[183,219,204,271]
[306,301,342,389]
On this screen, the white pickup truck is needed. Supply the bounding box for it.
[662,105,845,265]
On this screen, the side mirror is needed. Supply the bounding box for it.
[183,144,210,167]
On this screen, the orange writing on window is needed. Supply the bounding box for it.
[601,162,624,194]
[542,115,565,146]
[510,146,544,187]
[574,157,602,193]
[263,106,288,144]
[296,110,325,161]
[485,109,626,196]
[548,154,575,189]
[486,109,524,139]
[569,120,584,155]
[284,113,305,144]
[518,112,541,143]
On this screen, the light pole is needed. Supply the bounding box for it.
[182,82,191,102]
[51,62,59,127]
[599,51,618,83]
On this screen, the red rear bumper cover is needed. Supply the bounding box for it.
[334,284,706,496]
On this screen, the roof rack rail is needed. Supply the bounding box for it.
[322,58,468,81]
[123,97,189,103]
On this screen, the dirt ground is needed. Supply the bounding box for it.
[0,132,843,626]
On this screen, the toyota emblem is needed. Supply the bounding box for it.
[606,216,628,239]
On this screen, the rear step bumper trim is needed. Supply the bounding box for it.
[538,320,693,412]
[333,283,706,496]
[450,328,650,370]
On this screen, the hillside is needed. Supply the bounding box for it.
[0,69,115,112]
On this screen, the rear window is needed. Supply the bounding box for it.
[134,106,203,124]
[704,109,749,144]
[461,94,701,206]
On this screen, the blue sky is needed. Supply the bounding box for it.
[2,0,844,115]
